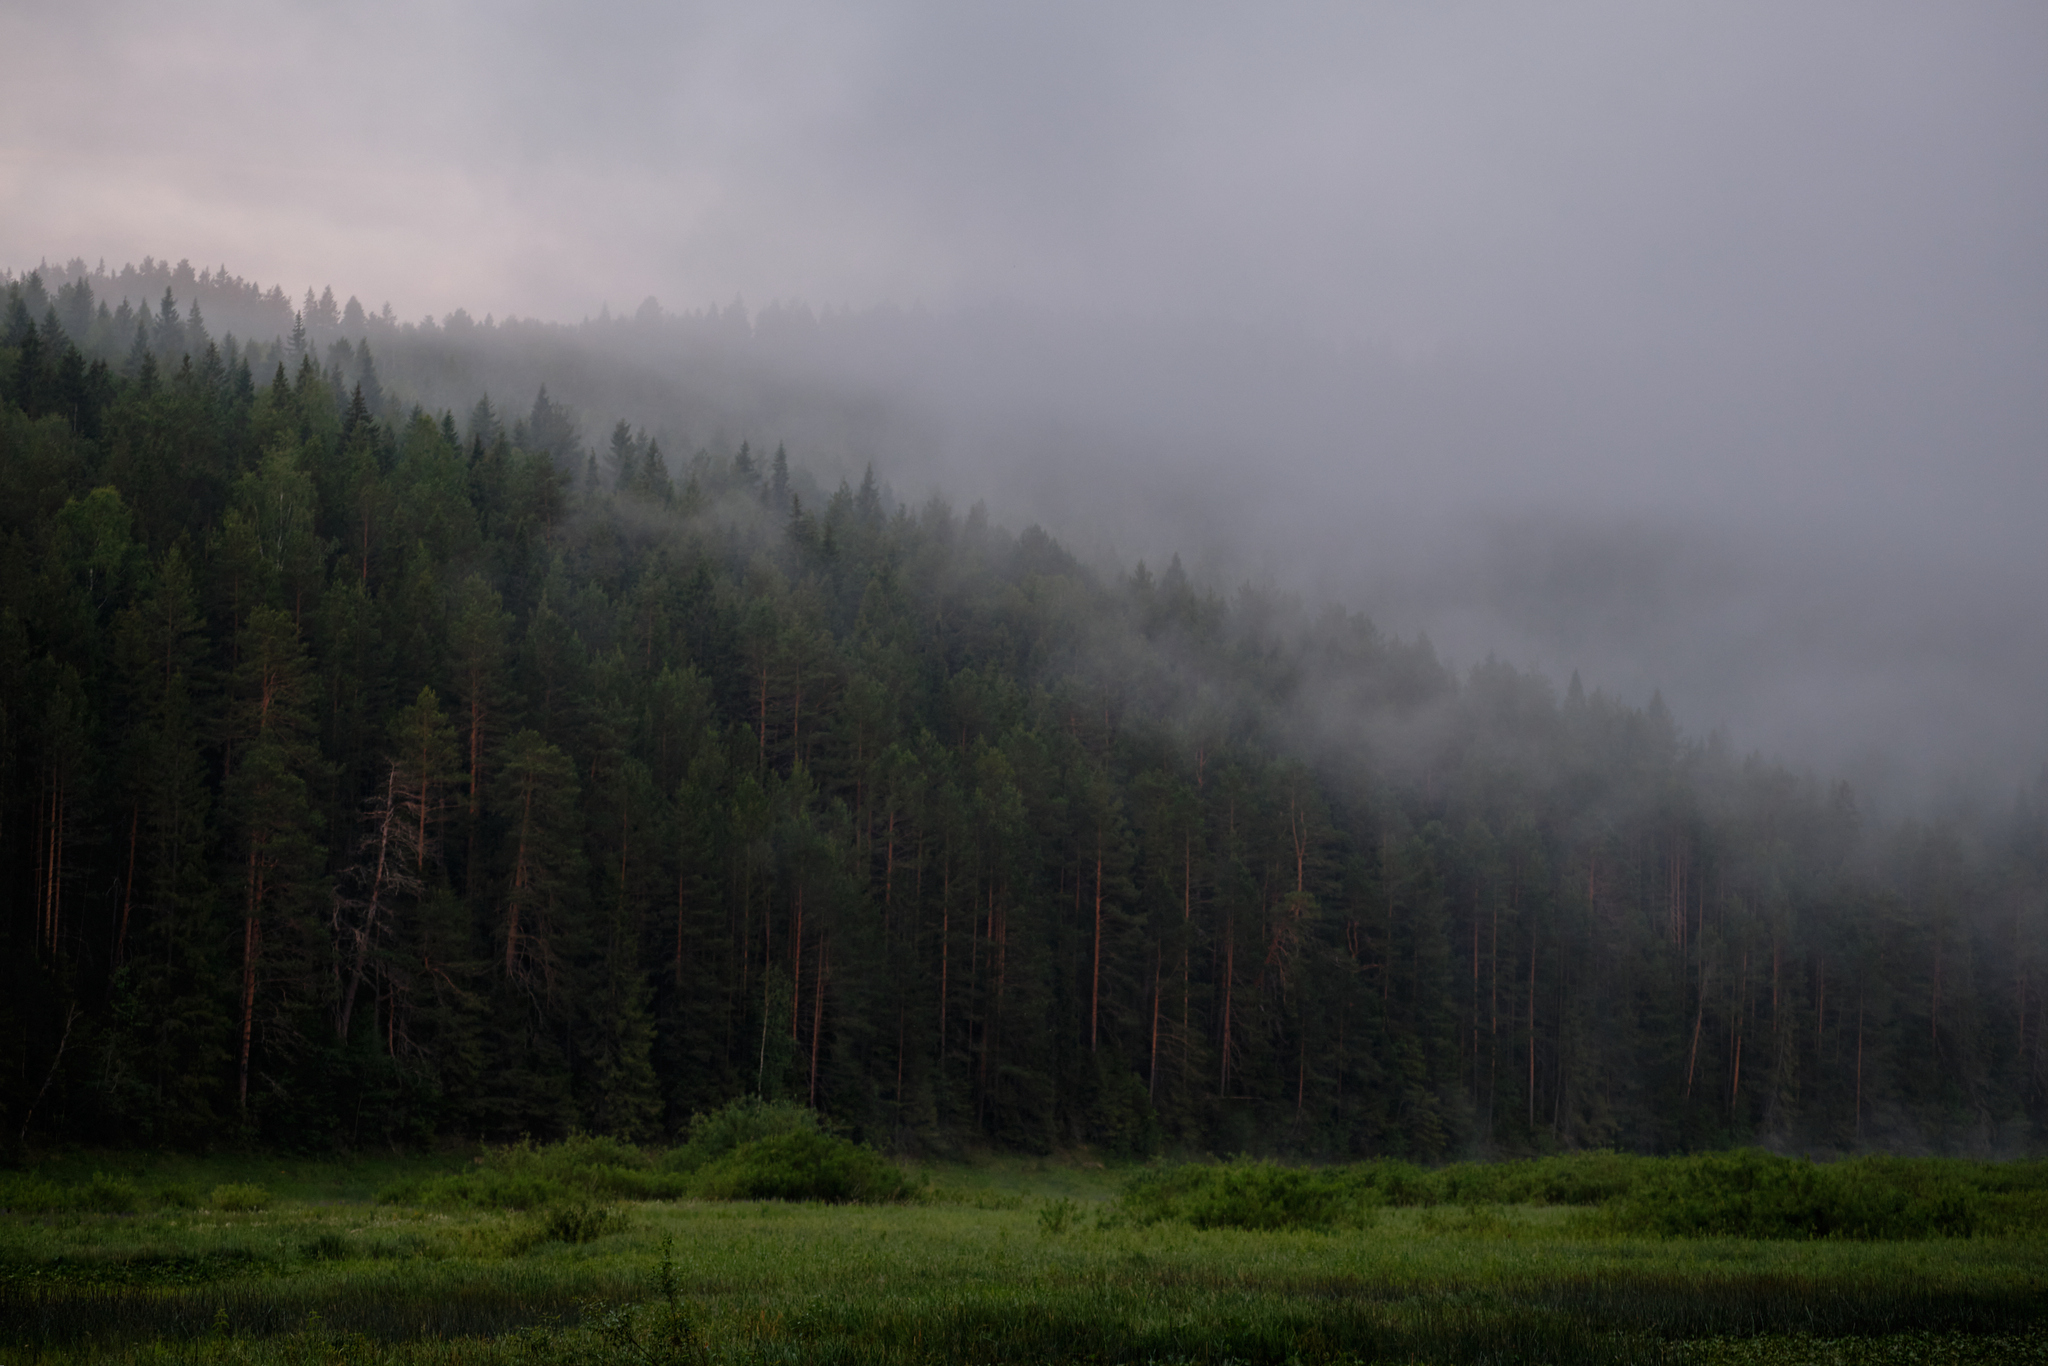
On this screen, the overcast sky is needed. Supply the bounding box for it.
[5,0,2046,800]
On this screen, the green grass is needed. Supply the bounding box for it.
[1,1147,2043,1364]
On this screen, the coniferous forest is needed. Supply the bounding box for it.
[4,259,2046,1161]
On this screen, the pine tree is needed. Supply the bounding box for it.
[606,420,637,493]
[224,606,326,1114]
[641,439,673,506]
[494,729,584,999]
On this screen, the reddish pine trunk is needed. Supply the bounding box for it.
[1090,842,1103,1052]
[116,806,138,964]
[791,891,803,1041]
[239,846,264,1112]
[466,677,485,895]
[684,872,700,987]
[809,934,827,1106]
[1181,835,1192,1095]
[1148,943,1161,1096]
[1220,911,1235,1095]
[1855,997,1867,1143]
[36,770,67,953]
[506,778,533,978]
[1528,934,1538,1128]
[339,767,400,1042]
[939,864,950,1057]
[756,659,769,773]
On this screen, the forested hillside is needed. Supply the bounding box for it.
[3,264,2045,1160]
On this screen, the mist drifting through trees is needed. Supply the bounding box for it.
[2,260,2045,1159]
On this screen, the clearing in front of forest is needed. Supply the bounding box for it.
[2,1139,2045,1364]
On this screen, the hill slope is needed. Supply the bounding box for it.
[2,266,2045,1157]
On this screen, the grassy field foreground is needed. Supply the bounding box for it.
[1,1140,2044,1365]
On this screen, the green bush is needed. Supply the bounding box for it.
[75,1171,142,1213]
[0,1170,142,1214]
[477,1135,688,1200]
[1038,1196,1078,1234]
[379,1135,690,1209]
[687,1129,914,1204]
[375,1120,906,1210]
[539,1200,626,1244]
[1981,1189,2048,1236]
[1121,1151,2030,1240]
[0,1175,63,1213]
[208,1183,270,1212]
[660,1097,818,1175]
[1121,1162,1374,1231]
[1178,1164,1356,1231]
[1330,1159,1432,1207]
[1607,1150,1980,1239]
[150,1181,201,1209]
[1427,1152,1647,1206]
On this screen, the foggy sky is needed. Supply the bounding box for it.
[4,1,2046,803]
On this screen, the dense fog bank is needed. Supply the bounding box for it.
[15,255,2045,810]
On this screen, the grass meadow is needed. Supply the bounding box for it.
[1,1133,2043,1365]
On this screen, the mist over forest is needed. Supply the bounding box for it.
[8,4,2045,805]
[2,2,2044,1161]
[13,251,2043,811]
[3,255,2047,1160]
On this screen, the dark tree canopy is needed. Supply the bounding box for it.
[2,266,2045,1159]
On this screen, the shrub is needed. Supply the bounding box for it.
[0,1171,143,1214]
[74,1171,142,1214]
[1427,1153,1647,1207]
[540,1200,627,1244]
[473,1135,687,1200]
[1120,1154,1644,1230]
[0,1175,65,1213]
[378,1135,690,1209]
[1121,1162,1373,1232]
[688,1129,914,1204]
[1179,1164,1353,1231]
[1607,1150,1980,1240]
[208,1183,270,1212]
[150,1182,201,1209]
[660,1097,818,1175]
[378,1117,900,1211]
[1330,1159,1431,1208]
[537,1133,649,1172]
[1521,1152,1653,1205]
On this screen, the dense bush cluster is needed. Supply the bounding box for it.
[688,1129,916,1204]
[378,1135,688,1210]
[0,1170,145,1215]
[0,1171,281,1215]
[378,1102,913,1208]
[1118,1150,2048,1238]
[1120,1162,1373,1231]
[1607,1150,1984,1239]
